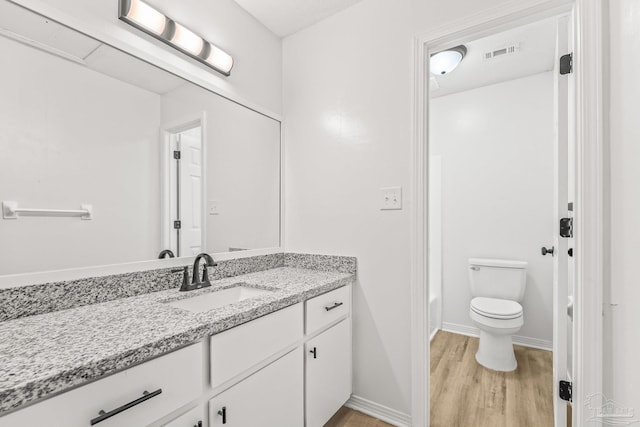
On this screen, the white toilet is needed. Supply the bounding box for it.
[468,258,527,372]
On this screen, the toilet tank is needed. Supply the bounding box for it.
[468,258,527,301]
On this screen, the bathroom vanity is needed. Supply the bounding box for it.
[0,254,355,427]
[0,3,354,426]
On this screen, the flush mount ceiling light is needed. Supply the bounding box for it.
[119,0,234,76]
[430,45,467,76]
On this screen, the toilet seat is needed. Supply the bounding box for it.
[470,297,522,320]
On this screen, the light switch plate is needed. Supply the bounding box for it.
[380,186,402,210]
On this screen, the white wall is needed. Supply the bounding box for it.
[15,0,282,115]
[429,156,443,336]
[606,0,640,415]
[431,72,555,344]
[283,0,520,415]
[161,85,281,254]
[0,36,161,275]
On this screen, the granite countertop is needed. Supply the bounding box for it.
[0,266,354,416]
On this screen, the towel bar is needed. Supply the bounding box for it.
[2,201,92,220]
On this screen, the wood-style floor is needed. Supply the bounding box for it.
[325,406,393,427]
[325,331,553,427]
[430,331,553,427]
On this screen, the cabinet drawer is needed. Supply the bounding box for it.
[0,343,203,427]
[210,303,303,388]
[305,286,350,335]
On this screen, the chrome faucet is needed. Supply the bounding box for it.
[178,253,218,292]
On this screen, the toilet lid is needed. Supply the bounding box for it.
[471,297,523,319]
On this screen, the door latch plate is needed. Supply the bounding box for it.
[560,217,573,238]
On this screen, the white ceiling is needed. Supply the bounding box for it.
[0,1,99,59]
[0,1,185,95]
[2,1,557,98]
[232,0,365,37]
[84,45,185,95]
[431,17,558,98]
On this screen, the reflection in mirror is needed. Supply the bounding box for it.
[0,1,281,276]
[166,124,204,257]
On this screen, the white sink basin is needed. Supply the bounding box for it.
[166,285,272,313]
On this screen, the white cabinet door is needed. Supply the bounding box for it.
[209,347,303,427]
[305,319,352,427]
[161,405,205,427]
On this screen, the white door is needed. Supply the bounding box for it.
[208,348,304,426]
[553,15,572,427]
[177,127,203,256]
[305,319,352,427]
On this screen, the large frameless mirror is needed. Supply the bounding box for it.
[0,1,281,276]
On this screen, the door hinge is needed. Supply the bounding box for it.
[559,380,572,402]
[560,217,573,238]
[560,53,573,75]
[173,150,181,160]
[173,220,181,230]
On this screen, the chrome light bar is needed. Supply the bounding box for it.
[118,0,234,76]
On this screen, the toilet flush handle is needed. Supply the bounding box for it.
[469,266,480,271]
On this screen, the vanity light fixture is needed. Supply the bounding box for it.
[430,45,467,76]
[119,0,234,76]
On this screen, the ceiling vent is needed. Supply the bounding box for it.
[483,43,520,60]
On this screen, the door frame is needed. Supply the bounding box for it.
[160,112,207,257]
[410,1,605,426]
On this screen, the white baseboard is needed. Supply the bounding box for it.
[441,321,553,351]
[429,327,439,342]
[441,322,477,338]
[512,334,553,351]
[345,395,411,427]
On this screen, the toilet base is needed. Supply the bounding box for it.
[475,330,517,372]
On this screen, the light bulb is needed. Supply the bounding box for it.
[126,0,166,35]
[430,50,463,75]
[206,45,234,74]
[172,23,204,55]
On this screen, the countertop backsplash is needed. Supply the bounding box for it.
[284,253,357,274]
[0,253,356,322]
